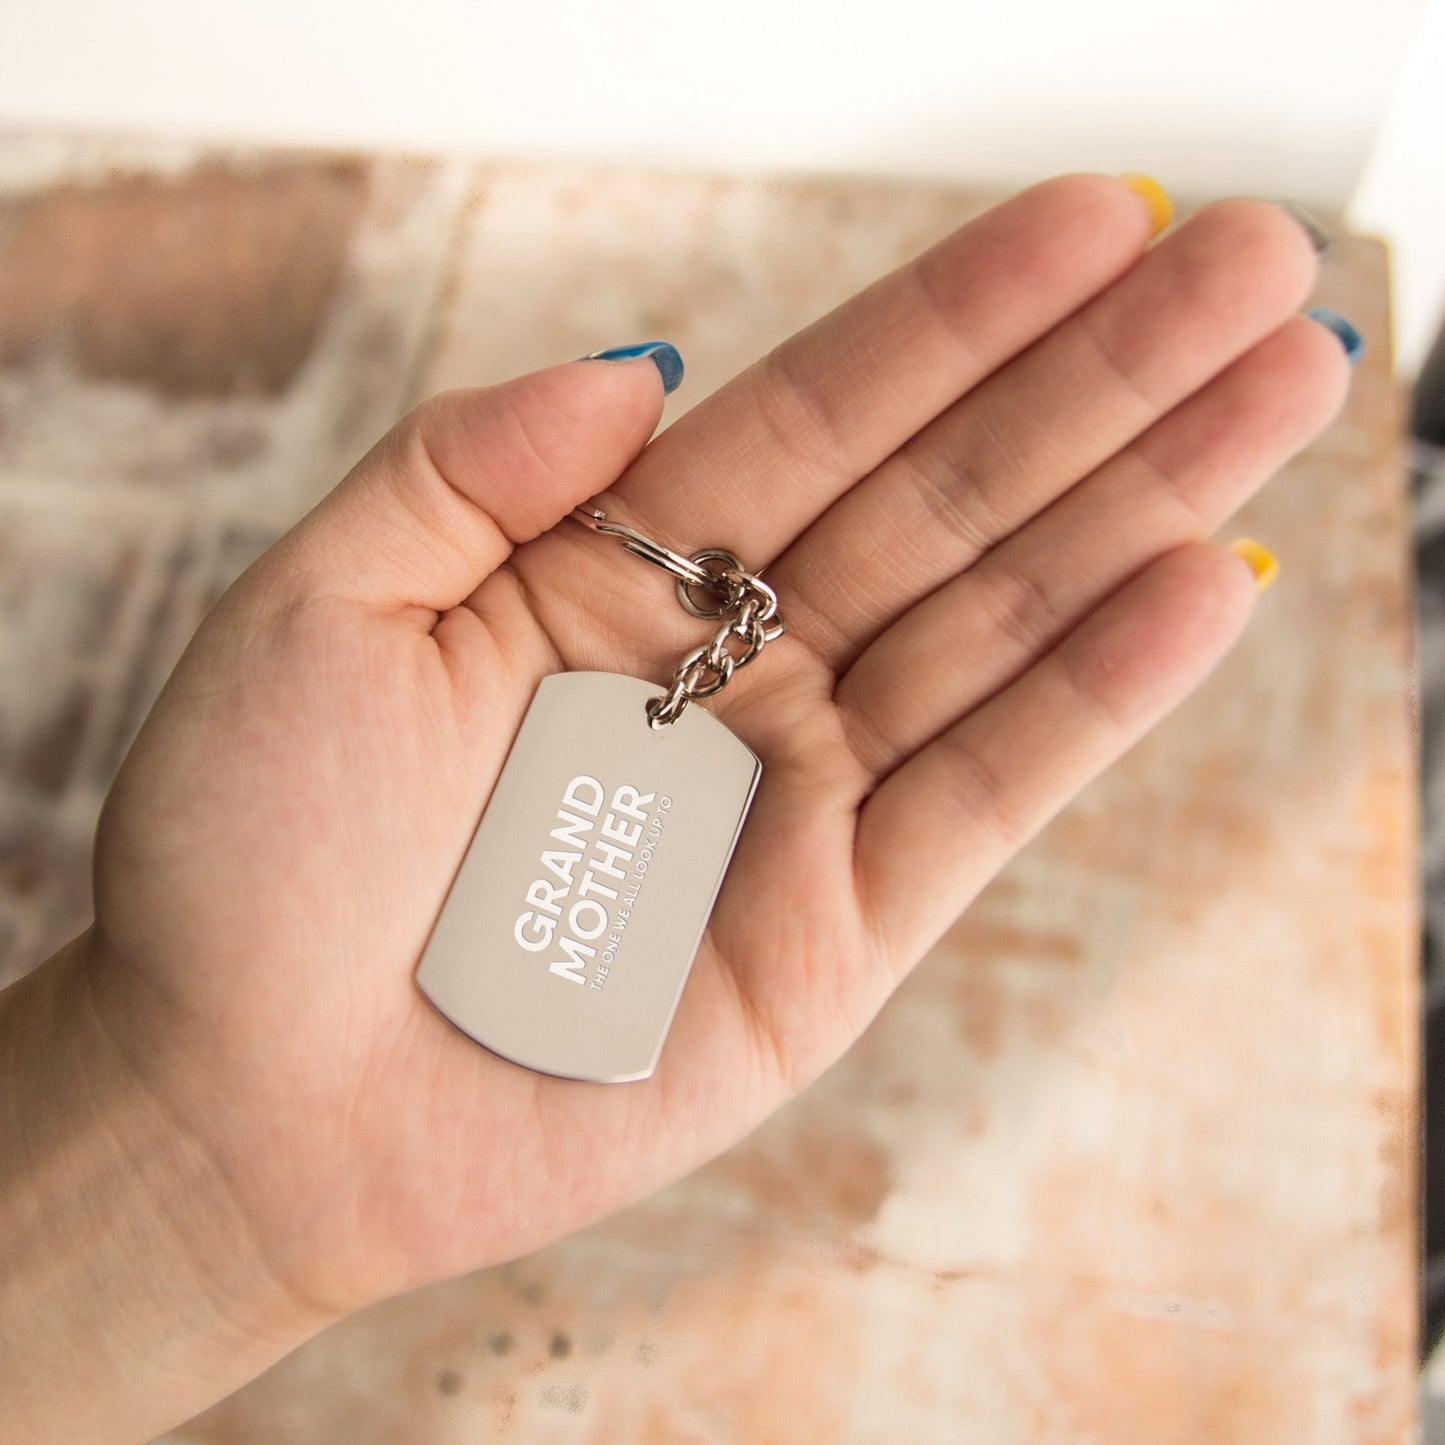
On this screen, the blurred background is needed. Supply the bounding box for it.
[2,0,1443,379]
[1,2,1441,1439]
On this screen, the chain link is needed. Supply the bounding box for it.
[568,503,785,728]
[645,561,783,728]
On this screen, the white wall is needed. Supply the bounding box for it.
[1352,0,1445,384]
[1,0,1440,373]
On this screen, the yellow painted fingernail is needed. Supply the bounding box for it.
[1117,173,1173,238]
[1227,537,1280,593]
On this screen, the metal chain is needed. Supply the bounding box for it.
[645,570,781,728]
[569,503,785,729]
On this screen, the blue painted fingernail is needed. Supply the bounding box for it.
[578,340,684,394]
[1306,308,1365,365]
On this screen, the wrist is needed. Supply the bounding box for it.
[0,931,338,1443]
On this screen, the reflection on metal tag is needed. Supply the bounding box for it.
[415,672,761,1082]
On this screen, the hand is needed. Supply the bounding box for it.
[5,173,1352,1439]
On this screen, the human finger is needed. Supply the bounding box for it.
[262,355,671,614]
[768,197,1321,672]
[852,541,1260,968]
[598,173,1165,566]
[835,311,1351,777]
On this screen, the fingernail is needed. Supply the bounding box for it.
[1273,198,1334,258]
[1227,536,1280,593]
[1117,173,1173,238]
[578,340,684,395]
[1305,307,1365,365]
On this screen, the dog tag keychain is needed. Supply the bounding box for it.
[415,500,783,1083]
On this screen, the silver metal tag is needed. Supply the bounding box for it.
[415,672,761,1082]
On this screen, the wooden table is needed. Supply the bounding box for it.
[0,135,1418,1443]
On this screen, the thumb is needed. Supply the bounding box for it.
[267,344,680,612]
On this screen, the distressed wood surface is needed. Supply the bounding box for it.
[0,137,1417,1443]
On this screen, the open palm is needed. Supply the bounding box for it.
[84,174,1350,1325]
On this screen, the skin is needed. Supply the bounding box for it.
[0,173,1352,1442]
